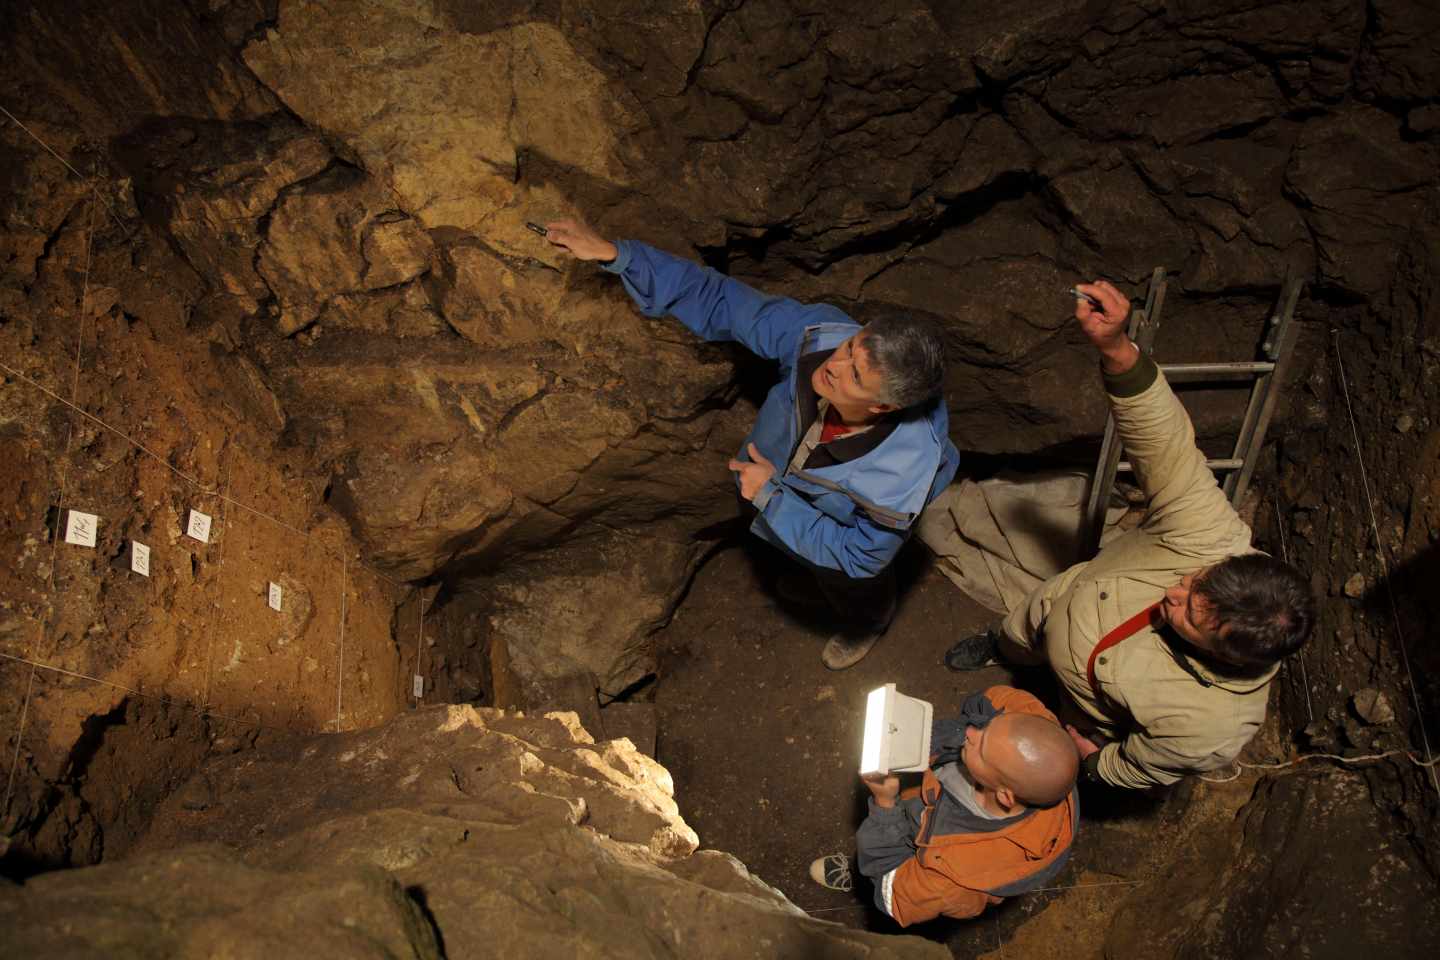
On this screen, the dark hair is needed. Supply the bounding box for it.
[1193,554,1316,668]
[859,316,946,409]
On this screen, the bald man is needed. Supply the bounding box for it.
[813,686,1078,926]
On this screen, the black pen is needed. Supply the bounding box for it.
[1068,286,1102,309]
[525,221,548,237]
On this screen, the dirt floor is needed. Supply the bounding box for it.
[653,540,1237,958]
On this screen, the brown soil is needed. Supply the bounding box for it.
[0,179,408,872]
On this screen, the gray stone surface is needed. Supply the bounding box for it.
[1105,770,1440,960]
[48,705,948,960]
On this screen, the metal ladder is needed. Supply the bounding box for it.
[1080,266,1304,558]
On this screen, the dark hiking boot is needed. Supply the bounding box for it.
[822,628,883,670]
[944,628,1001,671]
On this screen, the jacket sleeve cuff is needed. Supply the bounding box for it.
[750,477,781,512]
[599,238,633,275]
[1103,351,1159,398]
[867,797,907,819]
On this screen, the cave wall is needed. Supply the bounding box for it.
[2,0,1440,950]
[212,0,1440,708]
[0,4,411,870]
[8,0,1439,708]
[1265,191,1440,878]
[1110,57,1440,956]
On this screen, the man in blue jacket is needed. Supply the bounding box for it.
[545,219,959,669]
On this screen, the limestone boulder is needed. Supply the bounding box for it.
[242,1,639,236]
[90,704,950,960]
[0,848,442,960]
[1354,0,1440,104]
[1046,161,1195,284]
[0,125,90,304]
[1132,133,1314,292]
[120,116,334,318]
[486,533,693,700]
[0,0,279,141]
[433,242,555,349]
[256,167,434,335]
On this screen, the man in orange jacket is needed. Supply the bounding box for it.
[817,686,1078,925]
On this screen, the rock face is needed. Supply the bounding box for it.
[3,705,949,959]
[1266,146,1440,920]
[0,114,407,872]
[3,848,444,960]
[1106,770,1440,959]
[10,0,1438,705]
[2,1,1440,953]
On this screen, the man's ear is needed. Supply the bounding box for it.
[995,785,1017,811]
[867,402,898,415]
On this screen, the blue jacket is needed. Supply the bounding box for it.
[604,240,959,579]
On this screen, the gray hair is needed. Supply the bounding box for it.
[860,316,946,409]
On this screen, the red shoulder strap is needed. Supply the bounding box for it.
[1086,603,1160,702]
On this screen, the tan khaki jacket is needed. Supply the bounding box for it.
[1002,358,1276,789]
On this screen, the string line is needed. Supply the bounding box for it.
[1198,749,1439,784]
[2,664,39,818]
[0,104,125,228]
[1271,495,1313,724]
[0,355,402,590]
[1330,330,1440,799]
[0,650,259,727]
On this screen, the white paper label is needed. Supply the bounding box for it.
[63,510,98,547]
[130,541,151,577]
[413,674,424,698]
[267,581,283,611]
[185,509,212,543]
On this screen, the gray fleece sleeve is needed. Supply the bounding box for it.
[856,797,920,878]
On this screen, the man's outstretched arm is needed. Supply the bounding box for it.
[1074,281,1245,546]
[546,218,816,363]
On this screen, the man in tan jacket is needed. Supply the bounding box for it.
[945,280,1316,790]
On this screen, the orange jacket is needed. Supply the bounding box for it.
[887,686,1078,926]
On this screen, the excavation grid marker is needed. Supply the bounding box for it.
[414,596,427,705]
[336,553,348,730]
[0,103,420,843]
[0,355,400,588]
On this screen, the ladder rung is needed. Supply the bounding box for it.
[1160,361,1275,379]
[1116,458,1244,473]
